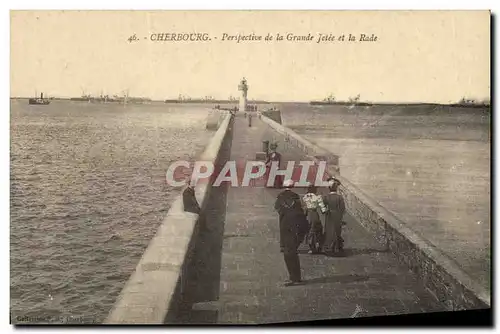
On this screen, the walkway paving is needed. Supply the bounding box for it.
[184,115,446,324]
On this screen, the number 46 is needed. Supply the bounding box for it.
[128,34,138,43]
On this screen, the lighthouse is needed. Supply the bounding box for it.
[238,77,248,112]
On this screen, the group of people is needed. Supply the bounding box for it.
[274,177,346,286]
[182,141,346,287]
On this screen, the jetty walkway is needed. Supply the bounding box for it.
[168,115,445,324]
[105,112,490,325]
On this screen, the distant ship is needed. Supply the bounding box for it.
[70,89,150,104]
[165,95,268,104]
[310,93,339,105]
[310,94,367,106]
[29,92,50,105]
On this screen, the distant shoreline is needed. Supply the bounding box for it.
[163,99,270,104]
[309,101,491,109]
[9,97,270,104]
[10,97,490,109]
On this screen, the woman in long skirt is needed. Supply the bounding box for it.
[302,185,327,254]
[322,179,346,256]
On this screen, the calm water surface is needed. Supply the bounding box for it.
[279,103,491,289]
[10,100,211,323]
[10,100,491,323]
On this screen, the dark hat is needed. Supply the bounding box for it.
[327,177,341,189]
[327,176,341,184]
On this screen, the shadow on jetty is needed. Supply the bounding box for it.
[164,119,234,324]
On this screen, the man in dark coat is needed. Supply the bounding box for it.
[274,179,308,286]
[322,179,346,256]
[182,179,200,214]
[265,143,283,188]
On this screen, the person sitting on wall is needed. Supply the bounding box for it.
[182,178,200,214]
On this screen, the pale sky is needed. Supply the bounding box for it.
[10,10,490,102]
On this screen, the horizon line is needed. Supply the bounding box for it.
[9,96,491,106]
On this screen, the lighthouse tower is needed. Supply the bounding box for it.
[238,77,248,112]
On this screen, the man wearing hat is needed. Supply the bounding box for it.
[274,179,308,286]
[322,178,346,256]
[326,176,341,187]
[265,142,283,188]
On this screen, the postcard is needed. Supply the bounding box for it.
[10,10,491,325]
